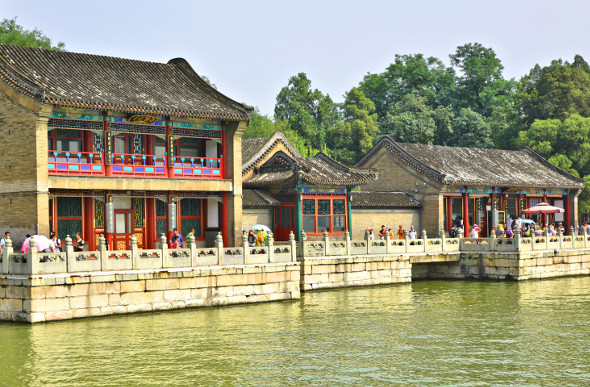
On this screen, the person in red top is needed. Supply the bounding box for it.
[379,225,387,240]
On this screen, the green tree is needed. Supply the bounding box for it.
[449,43,506,115]
[517,56,590,125]
[518,115,590,176]
[327,87,378,164]
[274,73,338,149]
[449,108,493,148]
[380,95,436,144]
[0,17,65,50]
[243,110,277,139]
[359,54,455,118]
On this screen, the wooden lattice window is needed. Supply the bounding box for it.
[156,200,167,239]
[301,195,347,234]
[180,198,202,238]
[55,197,83,239]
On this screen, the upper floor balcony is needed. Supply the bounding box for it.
[46,113,227,180]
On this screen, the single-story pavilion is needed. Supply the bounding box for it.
[356,137,585,236]
[242,132,377,240]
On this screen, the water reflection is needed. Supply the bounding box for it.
[0,277,589,385]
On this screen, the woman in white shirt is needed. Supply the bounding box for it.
[470,225,479,238]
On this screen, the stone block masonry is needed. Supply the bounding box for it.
[0,262,300,323]
[412,249,590,280]
[299,254,412,291]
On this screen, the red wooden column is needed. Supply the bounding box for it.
[221,192,228,247]
[446,196,452,231]
[83,197,94,250]
[565,194,571,233]
[146,198,156,248]
[462,192,470,236]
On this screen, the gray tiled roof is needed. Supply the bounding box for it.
[242,133,378,187]
[0,44,252,120]
[351,192,422,208]
[242,189,280,208]
[357,137,584,189]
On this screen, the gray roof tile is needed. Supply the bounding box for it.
[0,44,252,120]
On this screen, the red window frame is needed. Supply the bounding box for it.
[178,198,204,240]
[301,194,347,235]
[48,128,83,152]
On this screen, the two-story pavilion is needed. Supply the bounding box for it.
[0,44,251,249]
[356,137,585,237]
[242,132,377,241]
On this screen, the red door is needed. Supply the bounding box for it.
[274,204,295,241]
[114,209,133,250]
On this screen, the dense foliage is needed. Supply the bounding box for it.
[244,43,590,217]
[0,17,65,50]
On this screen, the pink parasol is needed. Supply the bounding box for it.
[522,202,564,215]
[21,235,52,253]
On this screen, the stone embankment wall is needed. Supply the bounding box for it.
[299,255,412,291]
[0,262,300,323]
[412,249,590,280]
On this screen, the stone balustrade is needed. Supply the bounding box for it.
[2,227,589,274]
[298,227,590,257]
[0,231,298,275]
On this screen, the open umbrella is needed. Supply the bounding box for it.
[523,202,564,215]
[520,219,536,224]
[21,235,52,253]
[251,224,271,232]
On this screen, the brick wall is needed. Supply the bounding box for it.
[243,208,273,232]
[351,208,421,240]
[0,82,49,243]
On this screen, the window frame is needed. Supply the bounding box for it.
[301,194,347,235]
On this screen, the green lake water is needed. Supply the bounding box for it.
[1,277,589,386]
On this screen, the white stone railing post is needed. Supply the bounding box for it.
[299,230,307,258]
[385,229,391,253]
[323,231,330,256]
[514,228,521,251]
[440,228,446,252]
[584,227,588,248]
[27,236,39,275]
[65,235,74,272]
[1,236,12,274]
[558,227,563,250]
[289,231,297,261]
[267,232,274,263]
[345,230,351,255]
[570,226,576,248]
[421,229,428,252]
[98,235,107,270]
[130,235,138,269]
[160,234,168,268]
[365,230,371,254]
[188,235,196,266]
[488,230,495,251]
[241,232,249,264]
[215,232,223,265]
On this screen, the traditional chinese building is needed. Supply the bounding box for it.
[242,132,377,240]
[356,137,585,236]
[0,44,251,249]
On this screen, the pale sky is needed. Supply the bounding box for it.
[2,0,590,115]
